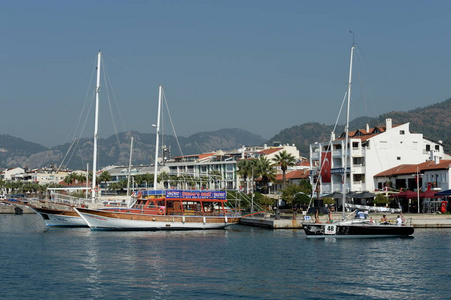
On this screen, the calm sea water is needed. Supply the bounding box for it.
[0,214,450,300]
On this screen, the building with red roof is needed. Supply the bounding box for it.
[310,118,446,195]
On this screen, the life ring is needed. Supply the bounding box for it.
[137,191,142,198]
[441,201,447,213]
[158,208,164,215]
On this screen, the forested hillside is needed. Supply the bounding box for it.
[269,98,451,157]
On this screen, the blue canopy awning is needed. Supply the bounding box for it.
[434,189,451,196]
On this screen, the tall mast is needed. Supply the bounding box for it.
[342,43,355,220]
[153,85,162,191]
[127,137,134,196]
[92,51,101,201]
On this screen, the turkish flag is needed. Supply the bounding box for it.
[320,151,331,183]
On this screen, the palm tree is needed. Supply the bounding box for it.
[0,179,6,195]
[272,150,297,190]
[98,171,112,190]
[237,159,253,193]
[63,174,74,185]
[255,156,276,194]
[134,173,154,189]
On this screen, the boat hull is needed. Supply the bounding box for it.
[75,207,240,230]
[29,206,88,227]
[303,222,414,238]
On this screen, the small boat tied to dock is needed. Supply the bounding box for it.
[303,213,414,238]
[75,189,241,230]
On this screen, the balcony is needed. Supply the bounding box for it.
[352,165,365,174]
[352,181,364,191]
[332,149,343,157]
[311,152,320,161]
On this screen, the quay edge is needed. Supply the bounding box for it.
[239,213,451,229]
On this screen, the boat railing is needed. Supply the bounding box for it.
[225,189,263,216]
[50,193,93,207]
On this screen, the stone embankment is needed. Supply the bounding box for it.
[240,213,451,229]
[0,205,35,214]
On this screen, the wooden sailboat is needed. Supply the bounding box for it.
[74,190,240,230]
[74,86,241,230]
[303,40,414,238]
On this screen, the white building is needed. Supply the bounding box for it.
[102,143,305,192]
[310,118,445,194]
[9,168,70,185]
[1,167,25,181]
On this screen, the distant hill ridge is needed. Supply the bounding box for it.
[0,128,266,169]
[2,98,451,169]
[268,97,451,157]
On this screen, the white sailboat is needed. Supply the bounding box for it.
[303,39,414,238]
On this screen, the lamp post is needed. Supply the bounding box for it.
[414,167,423,214]
[275,195,280,220]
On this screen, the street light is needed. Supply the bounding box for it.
[413,167,423,214]
[275,195,281,220]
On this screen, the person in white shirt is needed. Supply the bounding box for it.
[396,215,403,226]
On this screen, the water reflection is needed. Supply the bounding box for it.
[1,216,450,299]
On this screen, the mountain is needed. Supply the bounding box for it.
[3,97,451,170]
[0,128,266,170]
[268,98,451,158]
[0,135,49,168]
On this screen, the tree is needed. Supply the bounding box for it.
[237,159,254,193]
[255,156,276,194]
[272,150,297,190]
[281,180,312,207]
[99,171,111,183]
[0,179,6,194]
[134,173,154,188]
[374,194,389,206]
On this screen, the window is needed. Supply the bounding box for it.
[353,174,365,183]
[435,145,440,150]
[400,130,405,135]
[426,145,431,151]
[397,157,401,160]
[353,157,365,166]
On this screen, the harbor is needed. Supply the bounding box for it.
[2,202,450,229]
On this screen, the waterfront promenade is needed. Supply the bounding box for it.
[240,212,451,229]
[2,203,451,228]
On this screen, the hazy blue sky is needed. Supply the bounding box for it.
[1,1,451,147]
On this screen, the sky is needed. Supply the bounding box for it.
[1,0,451,147]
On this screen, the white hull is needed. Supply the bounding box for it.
[29,206,88,227]
[75,208,239,230]
[41,214,87,227]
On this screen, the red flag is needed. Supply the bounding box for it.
[320,151,331,183]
